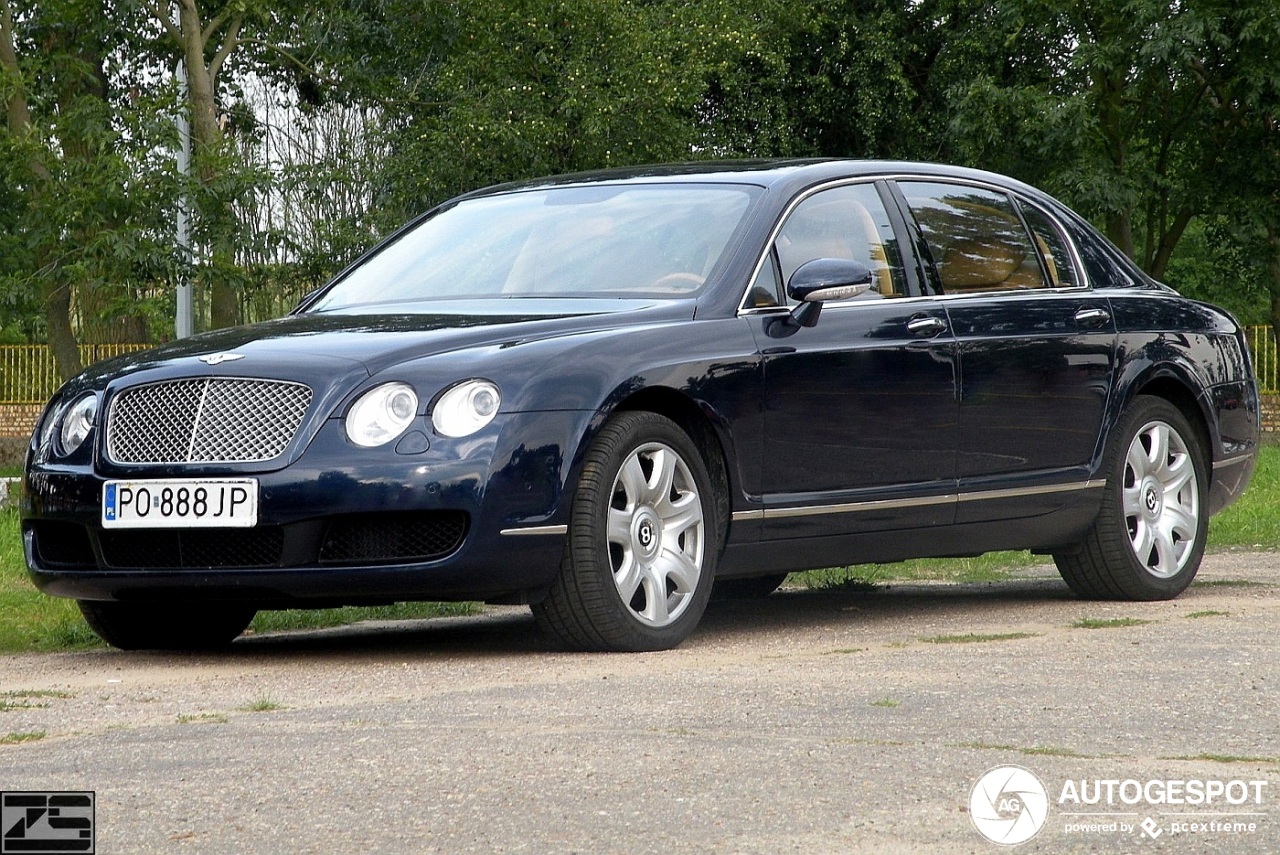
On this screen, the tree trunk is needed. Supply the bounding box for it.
[43,278,82,381]
[1,0,82,380]
[175,0,242,330]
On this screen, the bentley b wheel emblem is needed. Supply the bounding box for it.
[199,353,245,365]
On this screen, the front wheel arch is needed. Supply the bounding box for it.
[532,410,724,651]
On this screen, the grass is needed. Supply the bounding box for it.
[1071,617,1153,629]
[921,631,1039,644]
[1203,443,1280,548]
[0,689,73,712]
[238,698,285,712]
[251,601,478,634]
[1168,753,1278,764]
[869,698,900,708]
[1,731,46,745]
[176,713,228,724]
[1186,610,1230,619]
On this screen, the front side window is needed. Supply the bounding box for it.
[310,184,760,312]
[772,183,907,301]
[900,182,1048,294]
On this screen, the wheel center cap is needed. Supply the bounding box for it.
[1143,480,1162,518]
[633,508,661,558]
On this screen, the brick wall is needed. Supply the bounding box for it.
[0,404,40,439]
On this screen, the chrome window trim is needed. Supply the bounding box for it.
[735,177,899,316]
[890,174,1091,297]
[736,173,1093,317]
[731,479,1104,522]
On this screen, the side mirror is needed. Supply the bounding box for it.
[784,258,874,328]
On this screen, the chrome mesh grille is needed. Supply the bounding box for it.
[107,378,312,464]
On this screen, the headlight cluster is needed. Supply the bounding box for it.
[38,392,99,458]
[344,379,500,447]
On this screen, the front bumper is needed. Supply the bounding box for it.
[22,410,591,605]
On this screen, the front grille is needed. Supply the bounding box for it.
[98,528,286,569]
[107,378,312,464]
[320,512,469,565]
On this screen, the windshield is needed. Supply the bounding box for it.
[308,183,760,312]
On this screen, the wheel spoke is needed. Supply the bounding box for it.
[617,453,647,507]
[657,548,699,595]
[607,507,633,546]
[659,490,703,537]
[1163,453,1194,494]
[647,448,678,506]
[1146,424,1170,473]
[639,564,671,624]
[1149,524,1181,575]
[1162,505,1198,541]
[1126,439,1149,483]
[1122,482,1145,517]
[1129,516,1154,565]
[613,552,641,600]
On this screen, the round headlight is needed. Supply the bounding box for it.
[345,382,419,448]
[431,380,501,438]
[36,400,63,452]
[58,393,98,456]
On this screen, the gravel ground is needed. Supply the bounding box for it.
[2,552,1277,853]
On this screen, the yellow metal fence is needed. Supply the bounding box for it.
[0,344,150,404]
[1245,325,1279,395]
[2,328,1280,405]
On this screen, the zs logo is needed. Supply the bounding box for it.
[1,792,95,854]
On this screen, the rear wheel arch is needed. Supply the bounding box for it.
[1130,374,1214,460]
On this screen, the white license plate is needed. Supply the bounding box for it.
[102,479,259,529]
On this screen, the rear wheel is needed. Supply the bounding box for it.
[532,411,719,651]
[1054,396,1208,600]
[78,601,256,650]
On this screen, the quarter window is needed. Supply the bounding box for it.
[900,182,1048,294]
[1018,202,1079,288]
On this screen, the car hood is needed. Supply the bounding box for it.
[74,299,693,392]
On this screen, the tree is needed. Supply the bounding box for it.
[0,0,175,378]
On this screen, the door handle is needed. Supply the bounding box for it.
[1074,307,1111,327]
[906,315,948,337]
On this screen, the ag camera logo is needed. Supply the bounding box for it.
[970,765,1049,845]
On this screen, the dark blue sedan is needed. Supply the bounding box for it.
[22,160,1260,651]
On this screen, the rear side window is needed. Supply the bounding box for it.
[899,182,1048,294]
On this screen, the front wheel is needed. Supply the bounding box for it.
[1054,396,1208,600]
[79,601,256,650]
[532,412,720,651]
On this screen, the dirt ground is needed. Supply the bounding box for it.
[2,552,1277,853]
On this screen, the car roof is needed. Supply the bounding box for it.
[458,159,1056,206]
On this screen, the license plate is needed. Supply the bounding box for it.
[102,479,259,529]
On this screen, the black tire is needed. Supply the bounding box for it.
[711,573,788,601]
[1053,395,1208,601]
[532,411,720,651]
[78,600,256,651]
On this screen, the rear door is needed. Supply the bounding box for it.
[892,180,1117,523]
